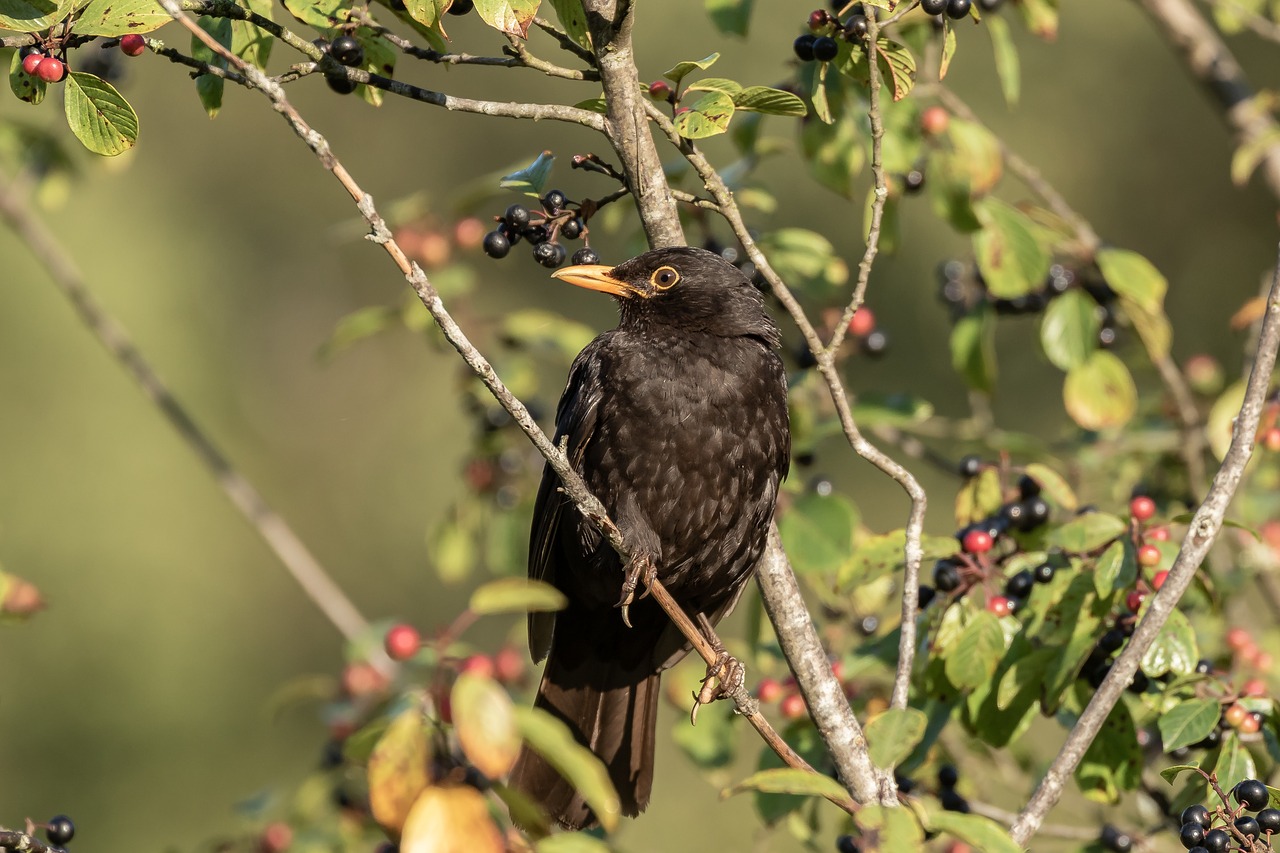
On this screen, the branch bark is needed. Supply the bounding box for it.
[1010,245,1280,845]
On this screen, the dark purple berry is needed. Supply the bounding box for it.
[446,0,472,12]
[933,559,961,592]
[978,0,1003,8]
[1004,570,1034,599]
[1033,562,1055,583]
[957,454,982,478]
[504,204,530,228]
[523,224,549,244]
[1179,822,1205,849]
[560,217,583,240]
[331,34,363,67]
[861,329,888,357]
[843,15,868,40]
[542,189,567,213]
[904,169,925,193]
[1194,659,1213,674]
[794,33,818,62]
[812,36,838,62]
[808,9,831,30]
[1235,779,1270,811]
[939,789,969,813]
[533,241,566,269]
[326,73,358,94]
[1099,825,1133,853]
[1098,629,1125,653]
[1201,828,1230,853]
[482,231,510,259]
[920,0,947,13]
[46,816,75,846]
[835,835,860,853]
[946,0,971,18]
[571,248,599,266]
[1019,497,1050,530]
[1257,807,1280,833]
[1235,815,1261,839]
[917,585,936,608]
[937,765,959,788]
[857,615,878,636]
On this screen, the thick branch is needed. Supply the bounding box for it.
[0,829,66,853]
[0,173,371,645]
[1011,246,1280,844]
[1139,0,1280,203]
[581,0,683,248]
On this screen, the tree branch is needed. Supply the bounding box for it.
[1010,244,1280,844]
[0,829,66,853]
[0,173,372,646]
[1138,0,1280,204]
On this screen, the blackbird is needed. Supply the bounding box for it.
[507,246,790,829]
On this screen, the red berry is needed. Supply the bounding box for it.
[260,821,293,853]
[1146,526,1170,542]
[757,677,784,703]
[1228,627,1253,651]
[22,52,44,76]
[987,596,1012,617]
[1129,496,1156,521]
[780,692,807,720]
[962,529,993,554]
[1264,427,1280,452]
[1225,702,1249,728]
[35,56,65,83]
[647,80,671,100]
[1256,651,1274,670]
[341,662,389,697]
[460,654,496,679]
[848,307,876,338]
[1137,544,1162,567]
[921,105,950,136]
[1239,713,1262,734]
[494,645,524,683]
[808,8,830,30]
[1126,590,1146,613]
[120,33,146,56]
[1152,570,1169,591]
[1243,678,1268,697]
[383,623,421,661]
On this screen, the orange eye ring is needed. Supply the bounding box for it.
[650,266,680,290]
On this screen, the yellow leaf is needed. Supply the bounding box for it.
[452,674,521,779]
[369,707,432,834]
[402,785,504,853]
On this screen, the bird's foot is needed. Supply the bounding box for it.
[616,553,657,628]
[690,635,745,725]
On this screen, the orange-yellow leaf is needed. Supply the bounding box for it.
[402,785,503,853]
[452,673,521,779]
[369,707,432,834]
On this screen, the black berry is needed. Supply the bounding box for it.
[939,789,969,813]
[19,44,43,60]
[861,329,888,357]
[1033,562,1055,584]
[1201,828,1230,853]
[842,15,868,40]
[835,835,860,853]
[1257,807,1280,833]
[542,189,567,213]
[1099,824,1133,853]
[1194,659,1213,674]
[533,241,566,269]
[1235,778,1270,811]
[326,73,358,94]
[1181,805,1212,830]
[937,765,959,788]
[933,559,961,592]
[1098,629,1126,653]
[794,33,818,62]
[446,0,472,12]
[1004,570,1034,599]
[46,816,75,846]
[1019,497,1050,529]
[571,248,599,265]
[1235,815,1261,839]
[857,615,879,635]
[524,224,550,244]
[812,36,838,62]
[978,0,1003,8]
[1179,822,1205,849]
[920,0,947,13]
[560,217,584,240]
[957,454,982,478]
[918,585,936,608]
[504,204,530,228]
[904,169,925,193]
[482,231,510,259]
[946,0,971,18]
[331,34,363,67]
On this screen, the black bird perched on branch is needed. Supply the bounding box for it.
[508,246,790,829]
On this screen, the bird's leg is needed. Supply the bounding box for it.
[616,552,657,628]
[690,613,745,725]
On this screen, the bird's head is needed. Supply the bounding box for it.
[551,246,780,346]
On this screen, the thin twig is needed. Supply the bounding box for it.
[966,800,1104,842]
[1010,245,1280,844]
[532,16,597,66]
[151,0,831,795]
[0,172,371,645]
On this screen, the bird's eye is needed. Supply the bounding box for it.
[650,266,680,290]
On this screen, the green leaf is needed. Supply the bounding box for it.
[947,119,1002,196]
[945,611,1008,690]
[1017,0,1058,39]
[672,694,735,768]
[865,708,927,768]
[673,90,735,139]
[1096,247,1167,314]
[1119,295,1173,360]
[8,47,46,104]
[684,76,742,96]
[73,0,168,34]
[839,530,955,590]
[499,150,555,197]
[547,0,590,48]
[1040,289,1099,371]
[721,767,850,802]
[987,15,1020,107]
[876,39,916,101]
[734,85,806,116]
[280,0,345,29]
[404,0,446,27]
[663,52,720,85]
[473,0,539,37]
[1159,698,1222,753]
[939,18,957,80]
[1021,463,1077,512]
[0,0,71,32]
[950,306,997,393]
[63,72,138,156]
[1141,608,1199,678]
[955,466,1003,527]
[1232,127,1280,186]
[705,0,753,36]
[469,578,567,615]
[924,810,1021,853]
[452,673,520,778]
[973,198,1051,299]
[1207,380,1247,461]
[1093,540,1135,597]
[193,15,230,118]
[756,228,848,295]
[535,835,611,853]
[232,0,274,69]
[354,29,396,107]
[368,707,431,833]
[500,309,596,361]
[858,804,925,849]
[1160,763,1201,785]
[513,705,621,832]
[318,305,399,360]
[801,114,863,199]
[1063,350,1138,430]
[850,392,933,427]
[777,491,858,576]
[1044,512,1125,553]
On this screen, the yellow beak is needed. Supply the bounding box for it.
[551,264,642,298]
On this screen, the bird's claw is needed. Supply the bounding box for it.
[690,650,745,725]
[616,554,657,628]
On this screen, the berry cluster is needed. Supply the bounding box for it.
[793,4,872,64]
[314,33,366,94]
[482,192,597,270]
[919,0,978,19]
[756,658,859,723]
[1176,780,1280,852]
[18,45,68,83]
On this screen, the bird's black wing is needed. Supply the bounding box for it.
[527,334,610,662]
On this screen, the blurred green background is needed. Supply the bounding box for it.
[1,1,1277,850]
